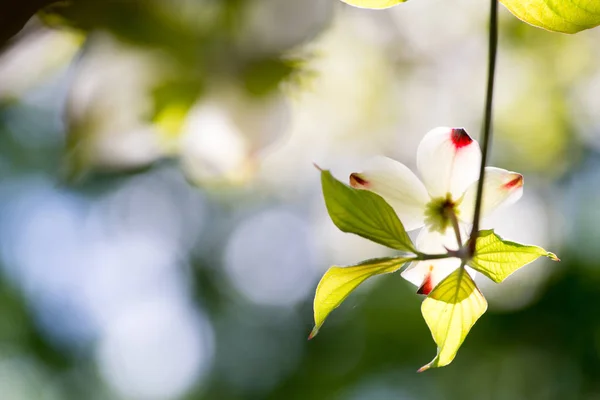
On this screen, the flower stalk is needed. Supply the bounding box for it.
[414,252,453,261]
[469,0,499,256]
[446,207,463,248]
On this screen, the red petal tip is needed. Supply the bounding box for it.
[313,163,323,171]
[503,174,524,190]
[308,327,319,340]
[417,266,434,295]
[349,173,369,188]
[450,128,473,149]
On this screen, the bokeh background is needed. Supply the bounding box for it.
[1,0,600,399]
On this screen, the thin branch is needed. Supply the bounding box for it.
[415,252,453,261]
[448,210,463,247]
[468,0,498,256]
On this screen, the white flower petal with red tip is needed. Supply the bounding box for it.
[349,156,429,231]
[457,167,524,223]
[401,227,476,295]
[404,258,464,295]
[417,127,482,199]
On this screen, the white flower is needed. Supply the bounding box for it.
[349,127,524,294]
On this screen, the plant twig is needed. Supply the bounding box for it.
[415,252,452,261]
[448,210,463,247]
[468,0,498,257]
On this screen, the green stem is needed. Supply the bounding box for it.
[468,0,498,257]
[448,210,463,248]
[415,252,453,261]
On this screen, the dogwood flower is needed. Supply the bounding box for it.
[349,127,524,295]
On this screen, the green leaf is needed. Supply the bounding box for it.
[151,77,203,143]
[468,230,559,283]
[500,0,600,34]
[310,257,413,339]
[339,0,406,9]
[419,267,487,372]
[320,169,416,253]
[241,57,299,97]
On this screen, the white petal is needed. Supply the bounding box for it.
[401,227,475,294]
[416,225,463,253]
[349,156,429,231]
[417,127,482,199]
[403,258,462,295]
[458,167,524,223]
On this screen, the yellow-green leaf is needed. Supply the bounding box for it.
[320,169,416,253]
[469,230,559,283]
[340,0,406,10]
[500,0,600,34]
[419,267,487,372]
[310,256,413,339]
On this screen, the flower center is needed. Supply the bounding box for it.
[424,194,460,234]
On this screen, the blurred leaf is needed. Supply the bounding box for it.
[151,77,203,149]
[154,105,189,141]
[339,0,406,9]
[420,267,487,372]
[42,0,202,61]
[320,169,416,253]
[500,0,600,33]
[468,230,559,283]
[242,58,298,97]
[310,256,413,339]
